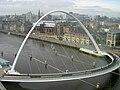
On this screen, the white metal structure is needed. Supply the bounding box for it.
[2,53,120,82]
[1,10,120,84]
[8,10,105,74]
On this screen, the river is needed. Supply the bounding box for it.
[0,32,119,90]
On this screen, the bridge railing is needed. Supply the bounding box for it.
[4,54,120,79]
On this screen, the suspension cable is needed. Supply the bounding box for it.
[112,72,120,76]
[34,59,41,74]
[60,45,78,71]
[32,57,64,73]
[51,44,68,71]
[70,46,87,69]
[27,57,32,74]
[78,79,97,88]
[45,44,58,71]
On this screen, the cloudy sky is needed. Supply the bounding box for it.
[0,0,120,17]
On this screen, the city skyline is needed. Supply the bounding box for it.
[0,0,120,17]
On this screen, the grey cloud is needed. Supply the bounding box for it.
[0,0,119,17]
[0,0,74,15]
[72,6,119,17]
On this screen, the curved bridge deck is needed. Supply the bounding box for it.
[0,10,120,83]
[1,53,120,82]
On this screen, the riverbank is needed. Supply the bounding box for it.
[0,30,102,56]
[0,30,81,48]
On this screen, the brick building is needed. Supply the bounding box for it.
[106,30,120,47]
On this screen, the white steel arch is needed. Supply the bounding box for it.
[8,10,101,74]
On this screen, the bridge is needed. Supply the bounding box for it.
[0,10,120,83]
[1,51,120,82]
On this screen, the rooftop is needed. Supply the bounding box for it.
[109,30,120,34]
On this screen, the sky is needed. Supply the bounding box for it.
[0,0,120,17]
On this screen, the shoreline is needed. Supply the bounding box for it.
[0,30,102,57]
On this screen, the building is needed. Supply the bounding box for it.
[0,22,3,29]
[106,30,120,47]
[66,12,89,21]
[33,21,56,35]
[43,22,56,35]
[63,34,80,43]
[26,12,32,22]
[0,20,32,33]
[63,34,95,45]
[38,10,41,20]
[56,23,64,35]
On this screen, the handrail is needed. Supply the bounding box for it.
[5,52,120,79]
